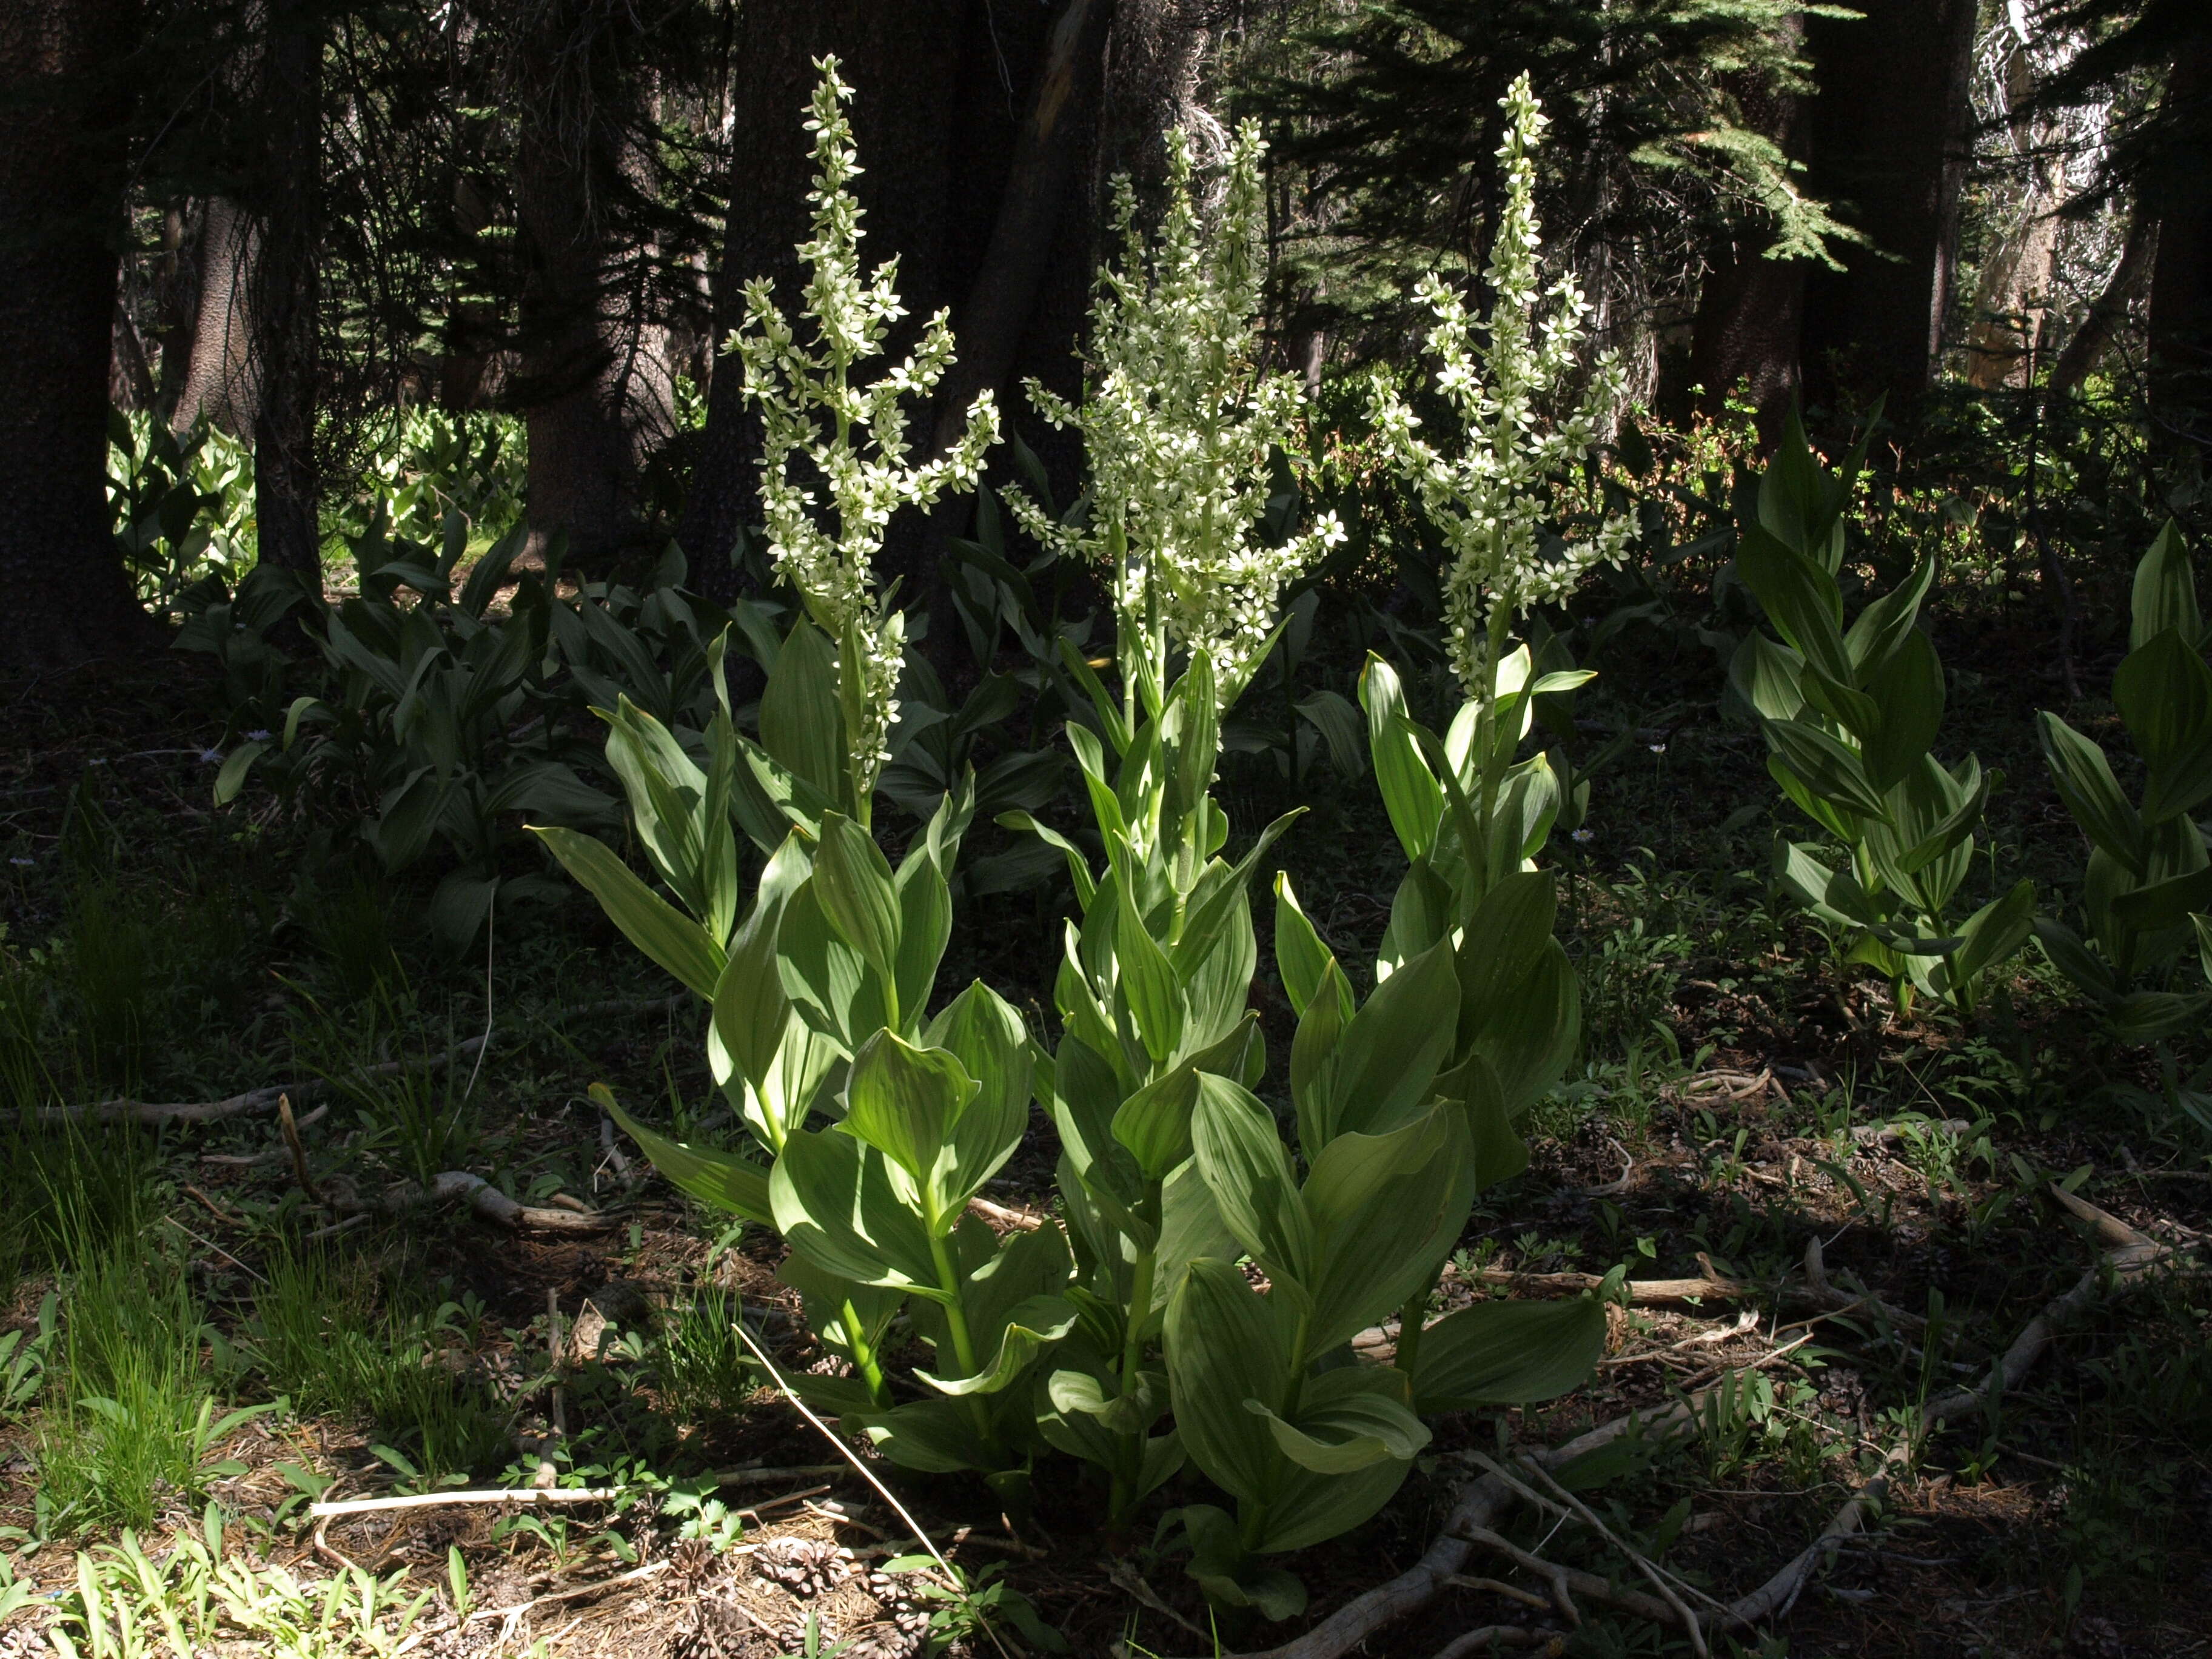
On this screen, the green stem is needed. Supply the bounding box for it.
[929,1228,1000,1455]
[1471,605,1510,905]
[842,1297,891,1409]
[1107,1239,1161,1523]
[1392,1269,1439,1386]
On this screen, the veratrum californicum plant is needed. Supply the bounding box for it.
[731,56,1002,796]
[1373,72,1633,699]
[1007,120,1344,702]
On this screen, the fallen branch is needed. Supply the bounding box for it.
[43,994,686,1125]
[1849,1118,1971,1147]
[967,1194,1048,1232]
[309,1487,622,1520]
[465,1558,670,1624]
[318,1170,615,1233]
[1228,1404,1691,1659]
[1430,1627,1560,1658]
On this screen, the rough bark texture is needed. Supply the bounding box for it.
[2050,208,2156,397]
[508,5,677,570]
[0,0,158,674]
[2147,32,2212,443]
[678,0,1006,603]
[1799,0,1978,412]
[1689,16,1808,432]
[172,196,260,436]
[251,0,322,578]
[1965,41,2069,390]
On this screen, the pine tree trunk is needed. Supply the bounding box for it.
[0,0,158,674]
[172,197,260,437]
[1799,0,1977,412]
[1965,39,2068,392]
[2049,208,2154,398]
[678,0,973,603]
[508,4,677,571]
[2147,32,2212,442]
[251,0,322,578]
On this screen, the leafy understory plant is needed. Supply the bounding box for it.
[1729,409,2031,1017]
[2034,523,2212,1067]
[1371,69,1632,896]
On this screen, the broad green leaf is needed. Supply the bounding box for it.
[2116,628,2212,820]
[1858,628,1944,794]
[994,809,1096,907]
[2037,712,2145,873]
[842,1030,976,1193]
[1245,1369,1430,1473]
[1272,873,1338,1019]
[1728,632,1805,724]
[1843,555,1936,675]
[916,1295,1078,1396]
[856,1395,991,1473]
[532,826,724,998]
[893,846,952,1031]
[2110,863,2212,928]
[777,878,888,1051]
[1409,1296,1607,1413]
[1163,1259,1296,1504]
[2031,916,2117,1003]
[1114,880,1184,1064]
[813,813,903,995]
[1945,878,2037,990]
[1765,719,1891,822]
[213,740,266,805]
[1463,939,1580,1116]
[1736,524,1850,684]
[709,834,811,1108]
[1190,1074,1313,1286]
[2131,520,2200,652]
[771,1127,943,1296]
[596,1087,771,1224]
[760,618,849,809]
[1313,937,1460,1145]
[1301,1107,1467,1355]
[1361,654,1442,862]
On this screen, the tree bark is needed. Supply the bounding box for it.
[172,197,260,436]
[1965,37,2068,391]
[0,0,158,674]
[507,4,679,571]
[678,1,984,603]
[1799,0,1978,413]
[250,0,322,578]
[1689,15,1808,434]
[2049,207,2155,397]
[2147,30,2212,443]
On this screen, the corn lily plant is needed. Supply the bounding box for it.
[2034,521,2212,1044]
[1728,409,2033,1017]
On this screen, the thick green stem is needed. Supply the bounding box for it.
[929,1228,1000,1456]
[1471,605,1511,905]
[1392,1269,1439,1386]
[842,1296,891,1408]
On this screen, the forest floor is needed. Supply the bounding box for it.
[1,607,2209,1659]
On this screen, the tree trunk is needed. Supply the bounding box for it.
[172,196,260,437]
[250,0,321,578]
[507,5,678,571]
[678,0,979,603]
[1689,15,1808,434]
[1799,0,1977,413]
[1965,37,2068,391]
[2147,32,2212,443]
[2049,207,2155,397]
[0,0,157,674]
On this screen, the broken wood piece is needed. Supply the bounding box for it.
[310,1486,623,1519]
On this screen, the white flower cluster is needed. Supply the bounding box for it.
[731,58,1002,795]
[1007,122,1343,700]
[1373,73,1634,699]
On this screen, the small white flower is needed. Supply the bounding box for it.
[198,748,223,764]
[1647,743,1666,755]
[8,857,32,867]
[1571,828,1594,844]
[244,729,272,743]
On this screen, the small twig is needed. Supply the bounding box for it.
[2046,1182,2152,1248]
[1431,1627,1558,1659]
[278,1094,321,1205]
[310,1488,623,1520]
[463,1558,669,1623]
[967,1194,1047,1232]
[1515,1455,1715,1655]
[159,1213,266,1284]
[1441,1574,1551,1611]
[708,1463,846,1487]
[536,1289,566,1489]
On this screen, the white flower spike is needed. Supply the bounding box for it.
[1007,121,1342,707]
[731,57,1001,799]
[1373,72,1634,700]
